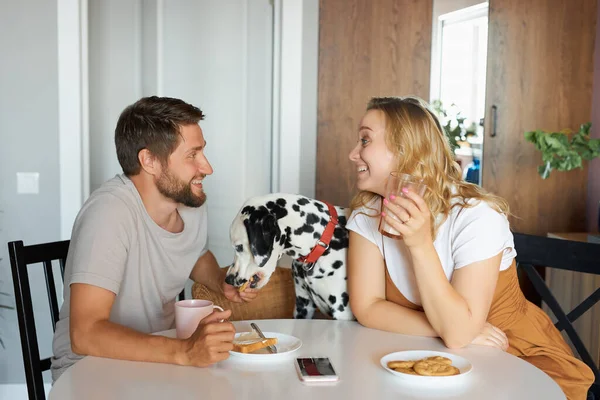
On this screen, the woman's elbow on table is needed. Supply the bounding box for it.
[439,329,474,349]
[350,299,380,329]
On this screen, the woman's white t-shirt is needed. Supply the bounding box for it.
[346,196,516,306]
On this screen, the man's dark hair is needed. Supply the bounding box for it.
[115,96,205,176]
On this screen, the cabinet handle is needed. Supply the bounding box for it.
[491,105,498,137]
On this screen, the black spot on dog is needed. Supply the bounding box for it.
[332,261,343,270]
[320,217,328,227]
[266,200,288,220]
[292,260,315,279]
[225,273,237,286]
[288,250,296,257]
[319,268,325,273]
[295,296,310,318]
[306,213,320,225]
[244,208,280,267]
[328,271,334,276]
[313,232,321,239]
[297,198,309,206]
[292,204,300,212]
[296,296,309,308]
[300,211,305,217]
[328,295,336,304]
[333,226,348,241]
[314,275,323,279]
[241,206,255,215]
[341,292,349,307]
[235,244,243,253]
[338,215,347,226]
[282,227,293,249]
[326,227,349,253]
[338,304,345,312]
[314,202,325,213]
[294,224,315,235]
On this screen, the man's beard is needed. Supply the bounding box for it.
[155,168,206,208]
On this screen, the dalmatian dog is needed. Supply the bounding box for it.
[225,193,355,320]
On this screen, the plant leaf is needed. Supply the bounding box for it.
[539,163,552,179]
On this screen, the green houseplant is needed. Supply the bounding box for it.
[524,122,600,179]
[431,99,477,153]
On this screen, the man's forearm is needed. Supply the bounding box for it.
[190,251,227,294]
[71,320,188,365]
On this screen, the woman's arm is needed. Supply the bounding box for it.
[410,244,501,348]
[347,231,438,337]
[383,190,502,348]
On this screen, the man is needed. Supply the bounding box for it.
[51,96,256,382]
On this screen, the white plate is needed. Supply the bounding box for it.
[229,331,302,361]
[380,350,472,386]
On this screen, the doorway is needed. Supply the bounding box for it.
[430,1,488,186]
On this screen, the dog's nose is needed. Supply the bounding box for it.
[224,274,236,286]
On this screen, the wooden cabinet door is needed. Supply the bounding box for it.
[482,0,596,236]
[316,0,433,207]
[483,0,598,362]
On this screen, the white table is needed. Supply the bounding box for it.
[50,319,565,400]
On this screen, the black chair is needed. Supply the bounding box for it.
[514,233,600,400]
[8,239,187,400]
[8,239,70,400]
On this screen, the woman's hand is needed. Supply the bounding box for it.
[381,188,432,248]
[470,322,509,351]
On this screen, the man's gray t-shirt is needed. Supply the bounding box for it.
[51,174,207,382]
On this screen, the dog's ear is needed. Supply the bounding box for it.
[243,213,280,267]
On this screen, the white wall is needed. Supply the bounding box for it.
[88,0,275,267]
[160,0,273,266]
[88,0,318,267]
[0,0,319,396]
[299,0,319,198]
[273,0,318,198]
[0,0,61,391]
[89,0,144,193]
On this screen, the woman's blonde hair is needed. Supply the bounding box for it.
[350,96,509,237]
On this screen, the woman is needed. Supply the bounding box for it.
[346,96,593,399]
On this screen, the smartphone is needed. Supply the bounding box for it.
[295,357,339,383]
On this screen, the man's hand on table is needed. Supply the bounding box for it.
[179,309,235,367]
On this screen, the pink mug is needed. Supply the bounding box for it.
[175,299,224,339]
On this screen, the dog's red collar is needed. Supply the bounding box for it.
[297,201,338,269]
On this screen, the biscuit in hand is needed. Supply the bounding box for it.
[238,280,250,293]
